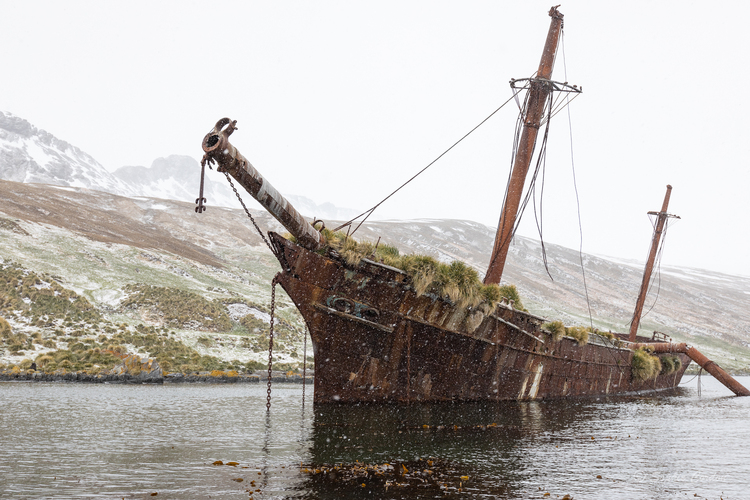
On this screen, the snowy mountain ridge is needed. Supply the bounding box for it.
[0,111,136,196]
[0,111,358,221]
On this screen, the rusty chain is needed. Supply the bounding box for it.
[266,275,279,410]
[302,326,307,407]
[224,172,274,253]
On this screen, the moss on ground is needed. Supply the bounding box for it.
[120,284,232,331]
[0,262,100,324]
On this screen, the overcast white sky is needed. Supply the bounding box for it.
[2,1,749,277]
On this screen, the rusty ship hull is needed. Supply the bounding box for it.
[197,5,750,401]
[270,232,691,403]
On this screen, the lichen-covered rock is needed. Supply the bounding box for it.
[111,354,163,382]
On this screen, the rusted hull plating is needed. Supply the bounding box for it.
[270,233,691,403]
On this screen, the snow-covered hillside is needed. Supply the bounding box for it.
[0,111,135,195]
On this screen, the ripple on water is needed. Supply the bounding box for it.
[0,377,748,499]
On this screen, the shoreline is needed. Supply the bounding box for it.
[0,370,313,384]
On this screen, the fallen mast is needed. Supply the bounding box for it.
[630,342,750,396]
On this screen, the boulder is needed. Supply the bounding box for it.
[111,354,163,383]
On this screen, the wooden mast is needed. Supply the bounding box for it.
[484,6,565,285]
[628,185,676,342]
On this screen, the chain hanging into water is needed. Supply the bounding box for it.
[266,275,278,410]
[224,172,274,253]
[302,326,308,408]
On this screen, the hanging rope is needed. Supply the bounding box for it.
[639,218,672,322]
[485,85,556,280]
[559,30,594,331]
[626,214,677,331]
[332,90,523,235]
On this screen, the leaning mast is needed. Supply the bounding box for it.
[484,6,565,285]
[628,185,679,342]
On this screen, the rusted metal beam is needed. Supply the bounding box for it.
[484,6,565,285]
[201,118,323,251]
[630,342,750,396]
[628,185,675,341]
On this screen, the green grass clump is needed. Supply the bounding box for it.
[672,356,682,373]
[197,336,214,348]
[542,322,615,346]
[631,347,662,381]
[497,284,525,311]
[240,314,267,334]
[35,354,54,368]
[9,342,26,354]
[399,255,440,296]
[0,316,11,336]
[297,231,525,313]
[565,326,589,346]
[596,330,616,340]
[121,284,231,332]
[321,229,375,266]
[660,355,682,375]
[542,320,566,341]
[436,261,481,309]
[374,243,401,267]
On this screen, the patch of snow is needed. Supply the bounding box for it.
[96,289,124,307]
[225,303,271,322]
[47,185,79,192]
[248,309,271,322]
[24,139,56,167]
[226,303,254,321]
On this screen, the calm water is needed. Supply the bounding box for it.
[1,376,748,499]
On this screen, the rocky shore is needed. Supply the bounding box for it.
[0,368,313,384]
[0,355,313,384]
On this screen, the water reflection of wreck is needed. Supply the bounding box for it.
[198,7,748,403]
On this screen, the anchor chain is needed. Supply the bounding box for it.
[225,172,273,252]
[302,326,307,407]
[267,275,279,410]
[194,155,273,253]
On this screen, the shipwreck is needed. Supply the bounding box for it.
[197,6,748,402]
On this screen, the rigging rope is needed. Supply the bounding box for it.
[631,216,673,327]
[562,30,594,330]
[559,31,631,373]
[485,80,556,280]
[332,90,523,235]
